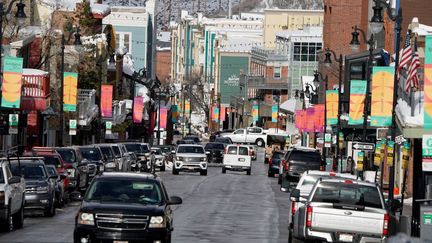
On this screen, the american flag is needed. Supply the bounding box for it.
[405,38,420,92]
[398,30,412,77]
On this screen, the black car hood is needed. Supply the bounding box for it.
[81,201,165,216]
[26,179,49,187]
[205,149,224,153]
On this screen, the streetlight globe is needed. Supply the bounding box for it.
[324,52,332,67]
[350,44,360,52]
[369,21,384,35]
[15,2,27,27]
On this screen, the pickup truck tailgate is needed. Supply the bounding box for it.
[311,206,384,235]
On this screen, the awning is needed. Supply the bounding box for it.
[280,98,301,114]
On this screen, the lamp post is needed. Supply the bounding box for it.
[323,48,344,172]
[154,86,162,145]
[312,71,329,161]
[294,90,306,146]
[59,28,82,146]
[369,0,403,202]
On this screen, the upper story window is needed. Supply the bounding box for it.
[274,66,281,78]
[116,32,132,53]
[293,42,322,62]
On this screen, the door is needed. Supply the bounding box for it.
[5,165,20,212]
[231,129,246,143]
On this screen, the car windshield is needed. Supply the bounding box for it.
[311,181,383,209]
[43,156,63,168]
[205,143,225,150]
[111,146,121,158]
[177,146,205,154]
[151,149,162,155]
[158,147,171,153]
[85,179,162,205]
[46,166,57,177]
[125,144,143,153]
[289,151,322,162]
[80,148,102,161]
[141,144,150,153]
[100,147,114,160]
[11,164,47,179]
[56,149,76,163]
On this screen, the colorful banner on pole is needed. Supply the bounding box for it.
[1,57,23,109]
[296,110,307,132]
[305,108,315,132]
[63,72,78,112]
[212,107,219,123]
[371,67,395,127]
[159,107,168,129]
[326,90,338,125]
[252,104,259,122]
[101,85,113,118]
[271,105,278,122]
[425,36,432,130]
[171,105,179,123]
[185,101,191,115]
[8,114,18,134]
[314,104,325,132]
[220,106,226,122]
[133,96,143,123]
[348,80,367,125]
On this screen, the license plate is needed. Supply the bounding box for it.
[238,158,245,162]
[114,241,128,243]
[339,234,353,242]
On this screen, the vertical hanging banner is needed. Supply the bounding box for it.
[101,85,113,118]
[185,101,191,115]
[424,36,432,130]
[305,108,315,132]
[63,72,78,112]
[371,67,395,127]
[159,107,168,129]
[295,110,302,131]
[171,105,179,123]
[348,80,367,125]
[8,114,18,134]
[69,119,77,135]
[252,104,259,122]
[1,57,23,108]
[271,105,278,122]
[220,106,226,122]
[133,97,143,123]
[326,90,338,125]
[314,104,325,132]
[213,107,220,123]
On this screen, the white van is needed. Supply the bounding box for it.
[222,145,252,175]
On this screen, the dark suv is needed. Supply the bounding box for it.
[74,172,182,243]
[279,147,324,191]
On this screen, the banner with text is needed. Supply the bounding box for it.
[159,107,168,129]
[326,90,338,125]
[101,85,113,118]
[252,104,259,122]
[314,104,325,132]
[212,106,219,123]
[63,72,78,112]
[1,57,23,108]
[305,108,315,132]
[185,101,191,115]
[171,105,179,123]
[133,96,143,123]
[371,66,395,127]
[348,80,367,125]
[271,105,278,122]
[425,36,432,130]
[220,106,226,122]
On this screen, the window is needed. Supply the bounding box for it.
[274,66,281,78]
[292,42,322,62]
[227,146,238,155]
[115,32,132,53]
[238,147,249,155]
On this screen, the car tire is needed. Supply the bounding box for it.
[163,233,172,243]
[268,171,274,177]
[160,165,166,172]
[1,203,13,232]
[222,167,226,174]
[44,196,56,217]
[255,138,265,147]
[200,170,207,176]
[12,201,24,229]
[172,169,179,175]
[247,169,251,175]
[288,228,293,243]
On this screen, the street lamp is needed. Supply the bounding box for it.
[59,28,82,146]
[369,0,403,201]
[311,71,328,161]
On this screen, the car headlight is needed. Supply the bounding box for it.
[37,186,49,194]
[149,216,165,228]
[78,212,95,226]
[201,157,207,162]
[176,157,183,161]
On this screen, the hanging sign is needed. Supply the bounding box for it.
[314,104,325,133]
[423,135,432,171]
[324,133,331,148]
[402,142,411,170]
[105,121,112,135]
[371,67,395,127]
[69,119,77,135]
[133,96,143,123]
[1,57,23,109]
[271,105,278,122]
[305,108,315,132]
[185,101,191,115]
[101,85,113,118]
[252,104,259,122]
[357,151,364,171]
[171,105,179,123]
[348,80,367,125]
[387,140,395,166]
[326,90,338,125]
[220,106,226,122]
[424,36,432,130]
[63,72,78,112]
[8,114,18,134]
[159,107,168,129]
[374,141,382,166]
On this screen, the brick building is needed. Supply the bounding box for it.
[156,48,172,85]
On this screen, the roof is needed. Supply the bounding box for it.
[98,172,158,180]
[276,26,323,40]
[177,144,204,147]
[305,171,358,179]
[319,178,376,187]
[292,146,319,152]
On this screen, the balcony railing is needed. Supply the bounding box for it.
[78,89,98,126]
[21,69,50,111]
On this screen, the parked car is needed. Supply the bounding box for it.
[268,150,285,177]
[10,158,57,217]
[183,135,200,144]
[222,145,252,175]
[0,159,25,232]
[75,146,105,187]
[279,146,324,191]
[95,145,118,172]
[123,142,149,172]
[290,178,399,243]
[204,142,225,163]
[46,164,67,208]
[173,144,207,176]
[55,147,82,192]
[221,127,268,147]
[155,145,175,162]
[73,172,182,243]
[176,140,195,145]
[151,147,166,171]
[106,143,129,172]
[288,171,358,242]
[214,137,233,147]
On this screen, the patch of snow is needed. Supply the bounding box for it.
[136,85,151,103]
[396,96,424,127]
[91,3,111,15]
[23,68,49,76]
[123,54,135,76]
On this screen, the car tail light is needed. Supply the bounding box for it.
[329,173,336,177]
[383,213,390,236]
[285,161,289,171]
[319,165,325,171]
[291,201,296,215]
[344,180,353,184]
[306,206,313,228]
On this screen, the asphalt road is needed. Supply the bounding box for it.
[0,149,291,243]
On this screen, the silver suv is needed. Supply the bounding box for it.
[173,145,207,176]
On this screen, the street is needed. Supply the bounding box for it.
[0,149,291,243]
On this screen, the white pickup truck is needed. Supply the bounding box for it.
[291,178,397,243]
[0,160,25,232]
[222,127,285,147]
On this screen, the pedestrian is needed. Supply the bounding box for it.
[345,156,353,174]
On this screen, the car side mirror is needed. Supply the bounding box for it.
[8,176,21,184]
[70,191,83,201]
[205,151,210,155]
[167,196,183,205]
[290,189,301,202]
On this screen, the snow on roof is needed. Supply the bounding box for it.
[91,3,111,15]
[280,98,298,113]
[18,26,44,38]
[396,96,424,127]
[23,68,49,76]
[157,31,170,42]
[156,47,171,51]
[219,36,262,52]
[276,26,323,39]
[411,23,432,37]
